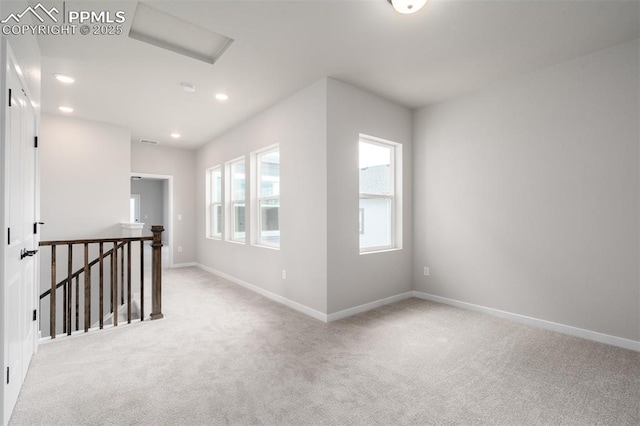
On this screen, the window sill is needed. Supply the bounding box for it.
[253,243,280,251]
[360,247,402,255]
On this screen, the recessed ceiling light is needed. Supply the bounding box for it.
[215,93,228,101]
[181,82,196,93]
[58,106,74,113]
[171,133,181,139]
[54,74,75,84]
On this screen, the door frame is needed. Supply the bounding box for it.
[130,173,174,267]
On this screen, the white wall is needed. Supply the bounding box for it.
[131,143,196,265]
[326,79,413,314]
[413,40,640,342]
[38,114,131,336]
[197,79,328,314]
[40,114,130,240]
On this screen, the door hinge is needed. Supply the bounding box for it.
[8,88,11,107]
[6,367,9,384]
[7,227,10,244]
[33,221,44,235]
[34,136,38,148]
[33,309,37,321]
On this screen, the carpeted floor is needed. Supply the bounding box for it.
[9,267,640,425]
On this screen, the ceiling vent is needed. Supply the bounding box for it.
[139,138,159,146]
[128,3,234,65]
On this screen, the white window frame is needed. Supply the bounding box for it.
[206,166,223,239]
[251,144,280,249]
[226,157,247,244]
[359,134,403,254]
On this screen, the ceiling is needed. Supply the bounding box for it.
[35,0,640,149]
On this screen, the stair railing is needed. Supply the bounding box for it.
[39,225,164,339]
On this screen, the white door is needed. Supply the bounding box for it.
[3,54,38,424]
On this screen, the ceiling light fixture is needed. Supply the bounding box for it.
[58,106,74,113]
[171,133,181,138]
[54,74,75,84]
[181,82,196,93]
[215,93,228,101]
[387,0,427,14]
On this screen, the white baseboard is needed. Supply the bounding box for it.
[413,291,640,352]
[327,292,414,322]
[188,266,639,351]
[196,264,328,322]
[171,262,197,268]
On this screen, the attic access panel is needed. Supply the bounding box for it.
[128,2,233,65]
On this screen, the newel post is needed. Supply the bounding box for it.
[150,225,164,320]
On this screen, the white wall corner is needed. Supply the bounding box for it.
[412,291,640,352]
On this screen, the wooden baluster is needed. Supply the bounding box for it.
[84,243,90,332]
[150,226,164,320]
[67,244,73,335]
[120,244,124,306]
[99,242,104,329]
[63,280,67,334]
[127,241,132,323]
[112,241,118,326]
[140,240,144,321]
[75,275,79,332]
[50,245,56,339]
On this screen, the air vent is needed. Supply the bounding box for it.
[139,139,159,146]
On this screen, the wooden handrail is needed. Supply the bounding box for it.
[39,241,125,299]
[39,236,153,246]
[39,227,164,339]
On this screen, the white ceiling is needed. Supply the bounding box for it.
[36,0,640,149]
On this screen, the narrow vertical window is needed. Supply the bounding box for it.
[207,166,222,239]
[359,135,402,253]
[255,146,280,247]
[228,157,246,243]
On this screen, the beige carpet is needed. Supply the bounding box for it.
[9,267,640,425]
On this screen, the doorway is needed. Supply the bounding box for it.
[130,173,173,267]
[130,193,141,223]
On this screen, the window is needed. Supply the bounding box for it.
[255,146,280,247]
[359,135,402,253]
[227,158,246,243]
[207,166,222,239]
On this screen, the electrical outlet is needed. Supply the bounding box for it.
[424,266,429,276]
[178,246,183,253]
[282,270,287,280]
